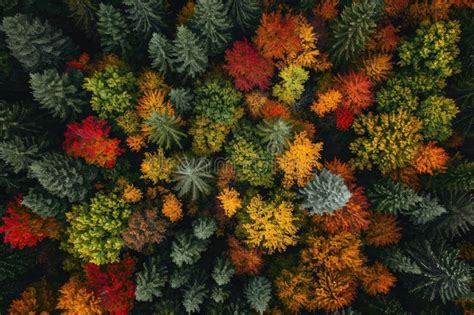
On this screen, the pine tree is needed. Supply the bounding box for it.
[227,0,262,32]
[329,0,379,66]
[29,69,86,120]
[211,285,230,303]
[0,101,45,140]
[170,232,209,267]
[172,157,214,201]
[431,191,474,239]
[193,217,217,240]
[0,137,48,174]
[368,179,422,214]
[212,257,235,286]
[431,162,474,193]
[96,3,131,57]
[148,32,173,75]
[190,0,233,55]
[135,257,168,302]
[169,87,193,114]
[171,25,208,79]
[1,14,76,72]
[408,194,446,225]
[144,110,185,149]
[244,277,272,314]
[21,187,68,218]
[256,118,293,154]
[65,0,97,35]
[28,152,97,202]
[124,0,169,36]
[182,276,209,313]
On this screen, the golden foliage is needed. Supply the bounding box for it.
[56,276,103,315]
[116,110,141,135]
[162,193,183,222]
[228,236,263,275]
[8,284,54,315]
[244,91,268,118]
[126,134,146,152]
[275,269,312,313]
[311,89,343,117]
[217,187,242,217]
[363,54,393,82]
[412,142,449,175]
[136,90,175,120]
[360,262,397,295]
[277,131,323,188]
[177,0,195,25]
[140,149,176,183]
[122,184,143,203]
[365,213,401,247]
[137,70,170,93]
[313,271,357,312]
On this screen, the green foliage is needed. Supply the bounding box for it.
[329,0,379,65]
[431,191,474,239]
[135,257,168,302]
[0,101,44,140]
[144,111,185,149]
[21,186,67,218]
[244,277,271,314]
[272,64,309,106]
[189,116,231,155]
[409,194,446,225]
[169,266,194,289]
[30,69,86,120]
[148,32,173,75]
[0,137,47,173]
[124,0,169,36]
[431,162,474,193]
[376,83,419,113]
[96,3,131,56]
[368,179,422,214]
[172,157,214,201]
[171,25,208,79]
[193,217,217,240]
[212,257,235,286]
[64,192,132,265]
[299,169,352,215]
[170,232,209,267]
[398,20,461,78]
[1,14,76,72]
[169,87,193,114]
[65,0,96,34]
[83,64,137,119]
[190,0,233,55]
[256,118,293,154]
[182,277,209,313]
[418,96,459,142]
[227,0,262,32]
[29,152,97,202]
[449,72,474,111]
[226,135,274,187]
[211,285,230,303]
[194,76,242,125]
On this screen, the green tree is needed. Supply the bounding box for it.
[212,257,235,286]
[124,0,169,36]
[1,14,76,72]
[182,276,209,313]
[21,187,68,218]
[227,0,262,32]
[144,110,185,149]
[135,257,168,302]
[170,232,209,267]
[148,32,173,75]
[0,137,48,174]
[256,118,293,154]
[244,277,271,314]
[368,180,422,214]
[193,217,217,240]
[172,157,214,201]
[30,69,86,120]
[169,87,193,114]
[171,25,208,79]
[96,3,131,57]
[0,101,44,140]
[417,96,459,142]
[272,64,309,106]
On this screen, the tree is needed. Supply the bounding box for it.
[311,89,343,117]
[21,187,67,218]
[368,179,421,214]
[171,25,208,78]
[217,187,242,217]
[417,96,459,142]
[212,257,235,286]
[189,116,232,155]
[336,71,374,114]
[0,137,48,173]
[140,149,176,184]
[190,0,233,55]
[135,257,168,302]
[172,157,214,201]
[193,217,217,240]
[360,262,396,296]
[412,142,449,175]
[161,192,183,222]
[1,14,76,72]
[169,87,193,114]
[0,101,44,140]
[244,277,272,314]
[7,284,55,315]
[299,169,352,215]
[122,209,167,252]
[56,276,103,315]
[30,69,86,120]
[365,213,402,247]
[256,118,293,154]
[182,277,209,313]
[227,236,263,275]
[124,0,169,36]
[143,110,185,149]
[329,0,379,65]
[148,32,173,75]
[272,64,309,106]
[29,152,97,203]
[170,232,209,267]
[96,4,131,56]
[227,0,262,32]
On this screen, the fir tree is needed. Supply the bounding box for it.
[431,191,474,239]
[169,87,193,114]
[368,180,422,214]
[170,232,209,267]
[182,276,209,313]
[409,194,446,225]
[172,157,214,201]
[96,3,131,57]
[124,0,169,36]
[30,69,86,120]
[135,257,168,302]
[193,217,217,240]
[21,187,67,218]
[148,32,173,75]
[190,0,233,55]
[227,0,262,32]
[244,277,272,314]
[171,25,208,79]
[329,0,379,66]
[0,137,48,174]
[28,152,97,202]
[65,0,97,35]
[0,101,44,140]
[256,118,293,154]
[144,110,185,149]
[1,14,76,72]
[211,285,230,303]
[431,162,474,193]
[212,257,235,286]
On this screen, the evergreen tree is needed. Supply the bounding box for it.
[368,180,422,214]
[144,110,185,149]
[172,157,214,201]
[256,118,293,154]
[148,32,173,75]
[1,14,76,72]
[171,26,208,79]
[211,285,230,303]
[212,257,235,286]
[135,257,168,302]
[431,162,474,193]
[96,3,131,57]
[192,217,217,240]
[28,152,97,202]
[0,137,48,174]
[0,101,45,140]
[124,0,169,36]
[65,0,97,35]
[227,0,262,32]
[182,276,209,313]
[21,186,68,218]
[190,0,233,55]
[169,87,193,114]
[30,69,86,120]
[329,0,379,66]
[244,277,271,314]
[170,232,209,267]
[431,191,474,239]
[409,194,446,225]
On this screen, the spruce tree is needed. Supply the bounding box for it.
[244,277,272,314]
[190,0,233,55]
[256,118,293,154]
[212,257,235,286]
[368,180,422,214]
[124,0,169,36]
[431,191,474,239]
[408,194,446,225]
[192,217,217,240]
[0,137,48,174]
[28,152,97,202]
[227,0,262,32]
[135,257,168,302]
[171,25,208,79]
[21,187,68,218]
[144,110,185,150]
[1,14,76,72]
[172,157,214,201]
[30,69,86,120]
[0,101,45,140]
[148,32,173,75]
[170,232,209,267]
[96,3,131,57]
[182,276,209,313]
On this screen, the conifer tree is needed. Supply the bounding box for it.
[1,14,76,72]
[148,32,173,75]
[169,87,193,114]
[170,232,209,267]
[0,102,44,140]
[212,257,235,286]
[182,276,209,313]
[135,257,168,302]
[192,217,217,240]
[96,3,131,57]
[30,69,86,120]
[171,26,208,79]
[124,0,169,36]
[21,187,67,218]
[245,277,272,314]
[28,152,97,202]
[0,137,48,174]
[227,0,262,32]
[144,111,185,149]
[172,157,214,201]
[368,180,422,214]
[256,118,293,154]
